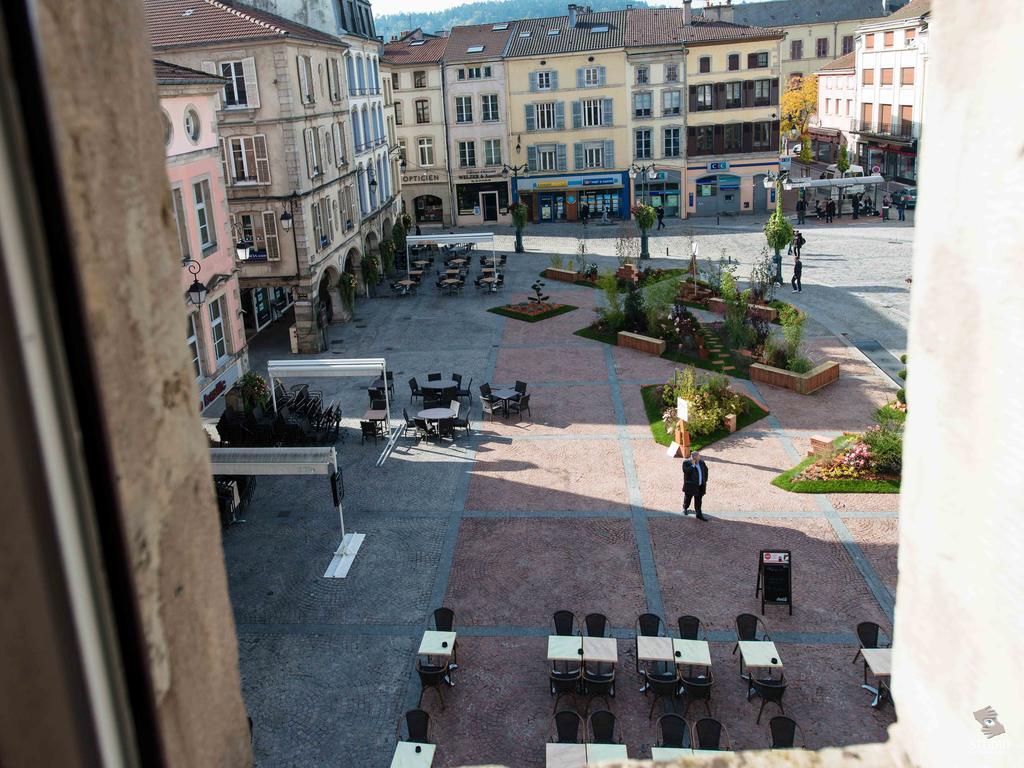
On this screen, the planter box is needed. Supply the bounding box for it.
[750,361,840,394]
[617,331,666,356]
[707,297,778,323]
[544,267,580,283]
[678,283,714,304]
[616,264,640,283]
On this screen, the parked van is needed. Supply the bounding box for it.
[820,164,866,200]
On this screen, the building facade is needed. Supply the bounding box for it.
[812,52,856,164]
[157,60,249,414]
[385,32,453,228]
[505,8,631,224]
[145,0,400,354]
[701,0,908,87]
[443,23,517,227]
[851,0,930,184]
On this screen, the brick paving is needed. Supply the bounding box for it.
[223,239,903,766]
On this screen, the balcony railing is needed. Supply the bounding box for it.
[852,119,917,139]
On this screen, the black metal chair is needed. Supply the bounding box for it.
[433,608,455,632]
[582,661,615,712]
[452,373,463,387]
[370,398,387,411]
[693,717,731,751]
[451,407,470,437]
[437,418,455,441]
[416,659,451,710]
[457,377,473,402]
[402,408,417,436]
[507,393,531,420]
[636,613,666,680]
[853,621,888,663]
[768,715,804,749]
[414,418,435,439]
[384,371,395,396]
[479,382,492,400]
[550,668,582,714]
[551,710,585,743]
[423,395,442,410]
[368,386,385,403]
[584,613,609,638]
[644,667,681,718]
[360,420,380,445]
[677,615,707,640]
[409,377,424,403]
[679,670,714,718]
[480,397,501,421]
[397,709,432,744]
[553,610,579,636]
[427,372,442,381]
[588,710,620,744]
[514,380,528,400]
[747,675,787,723]
[656,713,692,748]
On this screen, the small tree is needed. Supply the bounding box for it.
[379,238,395,276]
[615,223,639,267]
[511,202,528,253]
[237,371,271,413]
[837,145,850,174]
[632,204,657,259]
[763,183,794,260]
[339,271,357,310]
[362,254,381,294]
[799,137,813,164]
[749,246,777,303]
[596,270,625,331]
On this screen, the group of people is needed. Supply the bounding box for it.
[796,194,907,225]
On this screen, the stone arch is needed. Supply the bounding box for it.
[381,216,394,242]
[316,264,343,323]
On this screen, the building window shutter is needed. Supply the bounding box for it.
[550,71,559,90]
[686,126,697,155]
[571,101,582,129]
[526,145,538,171]
[602,98,613,126]
[742,122,753,152]
[304,128,314,179]
[713,124,724,154]
[219,137,231,185]
[689,85,698,112]
[525,104,536,131]
[556,144,567,171]
[322,130,332,167]
[597,66,606,86]
[554,102,565,129]
[747,53,757,69]
[742,81,754,108]
[603,140,614,168]
[529,72,538,92]
[713,83,726,110]
[242,57,260,108]
[262,211,280,260]
[573,142,584,169]
[770,119,780,144]
[576,68,585,88]
[770,79,780,105]
[253,134,271,184]
[297,56,308,103]
[333,123,344,165]
[202,60,221,109]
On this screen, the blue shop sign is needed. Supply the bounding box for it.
[706,161,730,172]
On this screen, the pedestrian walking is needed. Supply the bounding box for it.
[656,204,666,230]
[814,200,823,220]
[882,195,891,220]
[682,451,709,520]
[772,250,784,285]
[580,202,590,226]
[826,199,835,223]
[796,197,806,224]
[792,254,803,292]
[896,197,906,221]
[794,230,805,257]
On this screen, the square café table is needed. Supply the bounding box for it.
[738,640,783,676]
[391,741,435,768]
[587,743,628,763]
[419,630,456,658]
[673,638,712,668]
[545,743,586,768]
[860,647,892,708]
[651,747,692,762]
[547,635,583,661]
[636,636,674,662]
[363,409,388,423]
[582,637,618,664]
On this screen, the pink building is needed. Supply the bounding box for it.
[156,60,248,414]
[811,51,857,164]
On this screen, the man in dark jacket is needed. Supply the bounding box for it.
[792,254,803,292]
[682,451,709,520]
[825,199,835,223]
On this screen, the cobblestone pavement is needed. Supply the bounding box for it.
[226,240,901,766]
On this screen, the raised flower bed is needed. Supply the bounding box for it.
[488,301,577,323]
[750,360,839,394]
[543,267,580,283]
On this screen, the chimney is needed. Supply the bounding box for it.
[683,0,692,26]
[568,4,578,29]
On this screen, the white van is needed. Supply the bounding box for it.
[820,163,866,200]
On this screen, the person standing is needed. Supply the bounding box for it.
[581,202,590,226]
[656,204,666,230]
[826,198,835,223]
[794,230,805,258]
[796,197,806,224]
[682,451,709,520]
[882,194,891,220]
[896,197,906,221]
[792,253,803,292]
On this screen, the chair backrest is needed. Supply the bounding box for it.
[584,613,609,637]
[386,371,394,382]
[414,418,429,431]
[553,610,577,636]
[403,408,414,425]
[449,400,461,414]
[856,621,882,649]
[409,377,419,392]
[681,670,714,698]
[648,668,681,693]
[433,607,455,632]
[438,418,454,435]
[768,716,799,749]
[480,383,492,397]
[694,718,725,750]
[427,372,442,381]
[552,710,583,744]
[735,613,766,641]
[657,714,691,748]
[637,613,664,637]
[589,710,617,744]
[517,394,531,409]
[442,387,458,401]
[751,676,787,702]
[452,373,462,385]
[371,399,387,411]
[416,660,447,686]
[360,421,376,436]
[515,380,528,394]
[678,615,704,640]
[404,709,431,743]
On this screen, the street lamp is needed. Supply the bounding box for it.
[628,162,658,205]
[182,258,208,306]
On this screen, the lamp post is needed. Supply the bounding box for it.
[182,258,208,307]
[628,162,658,206]
[501,138,529,253]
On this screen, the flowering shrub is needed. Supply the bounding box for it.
[659,369,748,437]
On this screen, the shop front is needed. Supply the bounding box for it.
[684,159,780,218]
[243,285,294,335]
[513,171,630,224]
[858,140,918,185]
[454,171,511,226]
[809,127,841,164]
[633,169,682,219]
[400,171,451,227]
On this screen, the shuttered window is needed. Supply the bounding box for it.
[171,187,191,261]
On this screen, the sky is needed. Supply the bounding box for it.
[371,0,747,17]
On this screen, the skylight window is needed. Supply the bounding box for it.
[519,31,531,38]
[409,40,425,46]
[592,25,609,33]
[467,45,484,53]
[492,23,509,30]
[548,29,560,36]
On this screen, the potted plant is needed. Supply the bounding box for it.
[379,238,395,276]
[511,202,528,253]
[237,370,271,413]
[763,183,794,266]
[362,254,381,296]
[632,203,656,260]
[339,271,357,311]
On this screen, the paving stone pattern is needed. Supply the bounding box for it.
[224,240,903,766]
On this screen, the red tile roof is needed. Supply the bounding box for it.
[442,23,516,64]
[625,8,783,47]
[382,32,449,66]
[144,0,348,50]
[153,58,225,85]
[818,51,856,72]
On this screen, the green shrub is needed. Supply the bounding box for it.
[392,221,407,255]
[379,238,395,275]
[787,357,814,374]
[661,371,747,438]
[596,271,624,332]
[863,424,903,475]
[549,253,564,269]
[238,371,270,412]
[761,337,788,369]
[623,285,647,333]
[896,387,906,404]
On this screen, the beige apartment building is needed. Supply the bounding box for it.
[146,0,400,354]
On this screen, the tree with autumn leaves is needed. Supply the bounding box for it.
[780,75,818,138]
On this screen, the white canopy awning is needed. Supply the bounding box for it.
[407,233,494,246]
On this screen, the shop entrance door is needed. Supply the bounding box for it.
[539,193,565,221]
[481,191,498,222]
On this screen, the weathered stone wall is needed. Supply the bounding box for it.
[34,0,251,765]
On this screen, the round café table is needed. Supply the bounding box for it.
[417,407,456,421]
[421,379,458,391]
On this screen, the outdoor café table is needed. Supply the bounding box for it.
[418,630,457,659]
[545,743,586,768]
[448,257,466,266]
[363,408,388,423]
[651,747,692,762]
[413,259,430,267]
[692,750,736,757]
[480,276,498,293]
[491,388,519,417]
[421,379,458,391]
[587,744,629,763]
[409,270,424,277]
[672,638,712,669]
[445,268,461,276]
[582,636,618,664]
[417,407,457,422]
[547,635,584,661]
[481,267,496,274]
[442,279,461,288]
[636,636,674,663]
[398,279,416,287]
[860,647,892,708]
[391,741,435,768]
[738,640,783,678]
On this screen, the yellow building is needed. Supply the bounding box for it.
[504,8,631,223]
